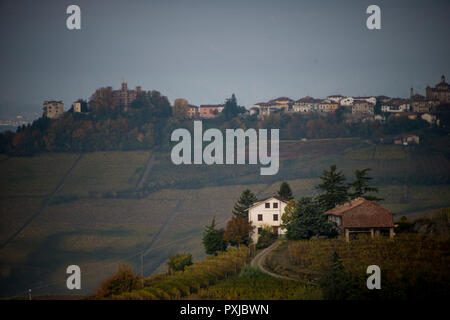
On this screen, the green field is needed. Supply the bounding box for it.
[0,138,449,297]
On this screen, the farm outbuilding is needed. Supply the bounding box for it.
[324,197,394,241]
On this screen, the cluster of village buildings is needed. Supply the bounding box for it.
[43,76,450,126]
[246,75,449,125]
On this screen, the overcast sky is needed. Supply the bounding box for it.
[0,0,449,116]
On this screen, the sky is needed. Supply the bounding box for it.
[0,0,449,117]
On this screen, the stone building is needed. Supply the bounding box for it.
[111,78,142,108]
[426,75,450,103]
[410,92,438,113]
[43,101,64,119]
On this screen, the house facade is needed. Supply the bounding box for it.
[293,97,320,113]
[248,196,288,243]
[187,105,199,118]
[381,98,410,112]
[43,101,64,119]
[318,100,339,113]
[324,197,394,242]
[352,100,374,114]
[199,104,224,118]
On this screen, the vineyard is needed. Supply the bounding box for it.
[107,246,249,299]
[281,234,450,299]
[195,266,321,300]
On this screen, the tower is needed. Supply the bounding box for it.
[121,76,127,91]
[441,75,446,83]
[410,87,413,99]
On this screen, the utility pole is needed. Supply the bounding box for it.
[141,251,144,288]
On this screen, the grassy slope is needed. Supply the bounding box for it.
[0,138,449,297]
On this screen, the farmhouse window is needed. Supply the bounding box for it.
[258,214,263,221]
[273,214,278,221]
[273,203,278,208]
[258,227,262,234]
[265,203,270,208]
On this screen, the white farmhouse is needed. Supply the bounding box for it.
[248,196,289,243]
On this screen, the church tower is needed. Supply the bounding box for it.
[121,76,128,91]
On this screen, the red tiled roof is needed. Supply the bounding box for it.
[324,197,394,228]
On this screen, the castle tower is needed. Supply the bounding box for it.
[121,76,127,91]
[410,87,414,99]
[442,75,446,83]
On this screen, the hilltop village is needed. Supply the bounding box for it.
[2,75,450,156]
[43,75,450,126]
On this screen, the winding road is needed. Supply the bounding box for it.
[250,240,296,281]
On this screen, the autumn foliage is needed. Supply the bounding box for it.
[223,216,255,246]
[95,264,141,298]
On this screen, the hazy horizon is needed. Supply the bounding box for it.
[1,0,449,116]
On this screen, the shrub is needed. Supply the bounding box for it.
[95,264,140,298]
[256,228,277,249]
[167,253,193,274]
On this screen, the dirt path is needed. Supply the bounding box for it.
[0,153,83,250]
[136,153,157,191]
[250,240,296,281]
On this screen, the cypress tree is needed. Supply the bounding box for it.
[202,218,227,255]
[277,181,294,200]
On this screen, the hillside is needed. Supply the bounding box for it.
[1,138,450,297]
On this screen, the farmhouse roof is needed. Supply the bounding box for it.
[248,196,290,209]
[324,197,394,228]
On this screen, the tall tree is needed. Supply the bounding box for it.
[348,168,383,201]
[320,251,351,300]
[222,94,244,120]
[277,181,294,200]
[89,87,113,113]
[316,165,349,211]
[281,199,296,229]
[286,197,337,240]
[173,98,189,119]
[223,216,254,246]
[232,189,257,219]
[202,218,227,255]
